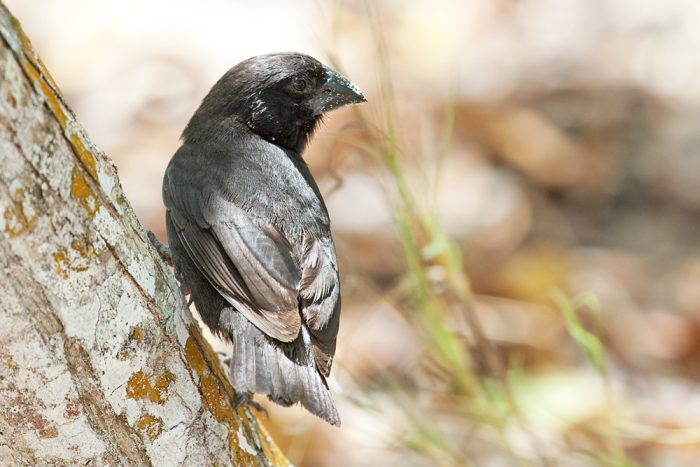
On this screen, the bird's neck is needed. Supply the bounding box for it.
[182,113,321,157]
[258,115,322,155]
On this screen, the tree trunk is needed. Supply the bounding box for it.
[0,3,288,465]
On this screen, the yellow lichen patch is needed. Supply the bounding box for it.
[135,413,164,442]
[13,14,101,184]
[70,235,93,261]
[71,167,99,219]
[184,325,267,465]
[69,133,97,179]
[116,326,144,361]
[10,16,32,56]
[12,14,101,187]
[23,64,100,182]
[52,248,69,278]
[258,424,291,467]
[13,12,68,130]
[125,369,176,404]
[184,329,238,429]
[186,324,234,389]
[10,15,63,97]
[5,355,19,373]
[126,370,151,400]
[3,187,36,238]
[132,325,143,342]
[150,371,176,404]
[52,235,95,278]
[184,335,207,377]
[199,374,235,424]
[185,325,236,424]
[18,53,67,128]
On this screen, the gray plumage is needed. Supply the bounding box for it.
[162,53,364,426]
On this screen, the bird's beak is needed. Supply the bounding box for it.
[310,66,366,116]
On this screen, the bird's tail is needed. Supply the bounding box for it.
[222,309,341,426]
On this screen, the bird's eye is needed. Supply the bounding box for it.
[291,78,308,93]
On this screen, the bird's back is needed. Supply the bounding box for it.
[163,128,342,425]
[161,51,364,426]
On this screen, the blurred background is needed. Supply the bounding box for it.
[8,0,700,465]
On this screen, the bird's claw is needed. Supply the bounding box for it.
[215,353,265,416]
[171,265,192,305]
[147,231,192,303]
[147,231,172,266]
[234,390,268,418]
[216,351,232,368]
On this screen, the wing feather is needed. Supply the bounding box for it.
[299,236,341,375]
[164,146,302,343]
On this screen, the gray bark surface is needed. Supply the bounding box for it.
[0,3,288,465]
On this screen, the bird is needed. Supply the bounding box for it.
[161,52,365,426]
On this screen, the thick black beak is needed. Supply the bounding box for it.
[310,66,366,116]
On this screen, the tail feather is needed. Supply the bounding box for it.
[222,309,340,426]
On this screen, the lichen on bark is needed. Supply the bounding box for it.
[0,2,289,465]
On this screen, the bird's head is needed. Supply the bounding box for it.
[183,52,366,153]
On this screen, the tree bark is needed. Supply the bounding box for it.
[0,3,288,465]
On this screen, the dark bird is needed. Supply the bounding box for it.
[162,52,365,426]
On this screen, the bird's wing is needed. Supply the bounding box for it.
[299,235,341,376]
[164,146,302,343]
